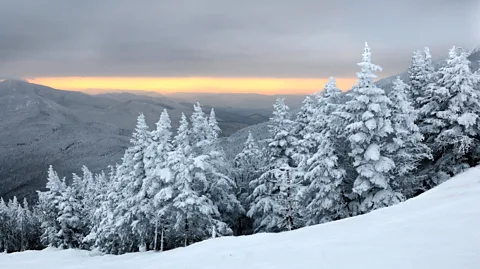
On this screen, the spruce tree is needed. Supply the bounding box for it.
[420,47,480,185]
[343,43,402,214]
[387,77,431,196]
[248,98,300,232]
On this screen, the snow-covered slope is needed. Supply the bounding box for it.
[2,166,480,269]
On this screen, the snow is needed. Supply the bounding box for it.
[3,167,480,268]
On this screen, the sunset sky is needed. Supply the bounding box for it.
[1,1,478,95]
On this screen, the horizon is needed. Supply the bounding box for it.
[0,1,477,95]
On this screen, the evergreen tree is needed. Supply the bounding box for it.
[342,43,402,214]
[208,108,221,140]
[409,47,436,109]
[167,114,229,246]
[37,165,68,247]
[248,98,300,232]
[142,109,173,251]
[120,113,152,252]
[234,132,265,205]
[294,95,318,166]
[56,185,85,248]
[302,129,347,225]
[420,47,480,185]
[190,102,212,154]
[387,77,431,196]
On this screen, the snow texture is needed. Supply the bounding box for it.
[2,166,480,268]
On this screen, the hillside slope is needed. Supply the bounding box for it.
[0,80,267,201]
[2,166,479,269]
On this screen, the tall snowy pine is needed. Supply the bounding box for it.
[419,47,480,185]
[343,43,402,214]
[387,77,431,197]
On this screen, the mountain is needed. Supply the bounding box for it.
[2,166,479,268]
[0,80,268,201]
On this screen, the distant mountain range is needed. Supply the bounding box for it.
[0,80,281,201]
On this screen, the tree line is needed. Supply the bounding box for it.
[1,43,478,254]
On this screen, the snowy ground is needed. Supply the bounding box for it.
[2,167,480,269]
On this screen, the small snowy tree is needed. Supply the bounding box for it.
[37,165,68,247]
[302,129,347,225]
[234,132,265,204]
[56,185,85,249]
[409,47,436,109]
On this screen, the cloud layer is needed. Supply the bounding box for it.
[0,0,477,79]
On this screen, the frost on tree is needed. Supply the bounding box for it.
[302,129,347,225]
[248,98,300,232]
[37,166,68,248]
[420,47,480,185]
[343,43,402,214]
[167,114,230,246]
[294,95,318,166]
[234,131,265,205]
[142,109,173,251]
[408,48,436,109]
[387,77,431,196]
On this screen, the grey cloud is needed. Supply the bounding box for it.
[0,0,477,79]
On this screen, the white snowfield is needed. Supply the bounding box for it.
[2,167,480,269]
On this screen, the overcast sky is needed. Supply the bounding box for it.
[0,0,478,79]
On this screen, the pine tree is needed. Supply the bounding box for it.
[234,132,265,205]
[167,114,228,246]
[387,77,431,196]
[37,165,68,247]
[190,102,212,154]
[208,108,221,140]
[142,109,173,251]
[56,185,85,248]
[420,47,480,185]
[248,98,300,232]
[343,43,402,214]
[294,95,318,166]
[120,113,152,252]
[302,129,347,225]
[409,47,436,109]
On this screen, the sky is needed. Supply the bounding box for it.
[0,0,478,94]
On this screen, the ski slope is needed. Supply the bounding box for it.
[2,167,480,269]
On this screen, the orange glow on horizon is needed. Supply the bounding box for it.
[27,77,357,95]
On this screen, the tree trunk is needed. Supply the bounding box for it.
[154,219,158,251]
[160,227,164,252]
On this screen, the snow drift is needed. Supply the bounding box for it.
[2,166,480,269]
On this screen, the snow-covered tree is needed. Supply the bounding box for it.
[142,109,173,251]
[55,185,85,249]
[167,114,229,246]
[37,165,68,248]
[294,95,318,165]
[234,132,265,204]
[208,108,221,140]
[190,102,212,154]
[409,47,436,109]
[420,47,480,185]
[342,43,402,214]
[248,98,300,232]
[387,77,431,196]
[301,129,347,225]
